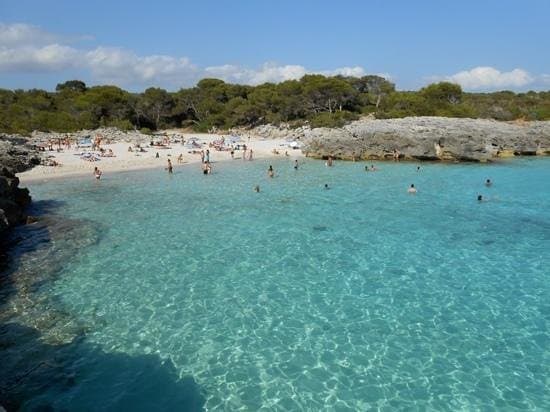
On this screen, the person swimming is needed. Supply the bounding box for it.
[254,185,260,193]
[485,179,492,187]
[324,184,330,190]
[268,165,274,177]
[407,184,417,194]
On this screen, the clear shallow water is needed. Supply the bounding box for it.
[5,158,550,410]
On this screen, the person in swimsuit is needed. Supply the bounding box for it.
[94,167,102,180]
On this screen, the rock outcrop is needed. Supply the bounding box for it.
[0,135,40,240]
[301,117,550,162]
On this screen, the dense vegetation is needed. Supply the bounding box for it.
[1,76,549,134]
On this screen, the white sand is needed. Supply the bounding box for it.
[18,133,304,183]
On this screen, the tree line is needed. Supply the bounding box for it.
[1,76,549,134]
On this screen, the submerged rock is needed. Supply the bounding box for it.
[301,117,550,162]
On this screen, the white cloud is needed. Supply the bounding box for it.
[0,22,59,47]
[205,64,373,85]
[0,23,378,89]
[322,66,367,78]
[444,66,534,90]
[205,63,308,85]
[84,47,198,86]
[0,44,79,71]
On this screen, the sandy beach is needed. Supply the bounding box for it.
[18,133,304,183]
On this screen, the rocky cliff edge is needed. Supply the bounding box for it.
[299,117,550,162]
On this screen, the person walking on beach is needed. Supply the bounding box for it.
[167,159,173,174]
[94,167,102,180]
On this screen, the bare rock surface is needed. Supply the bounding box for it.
[300,117,550,161]
[0,135,40,240]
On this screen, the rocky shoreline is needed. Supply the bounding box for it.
[250,117,550,162]
[0,135,40,244]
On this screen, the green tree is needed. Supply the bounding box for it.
[55,80,87,93]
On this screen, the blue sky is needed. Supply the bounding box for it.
[1,0,549,91]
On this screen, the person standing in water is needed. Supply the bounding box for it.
[294,160,299,170]
[485,179,492,187]
[167,159,173,174]
[407,184,417,194]
[94,167,102,180]
[268,165,274,178]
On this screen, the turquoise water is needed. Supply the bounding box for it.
[3,158,550,410]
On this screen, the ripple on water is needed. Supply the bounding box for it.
[2,158,550,410]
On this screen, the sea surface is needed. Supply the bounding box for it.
[1,157,549,410]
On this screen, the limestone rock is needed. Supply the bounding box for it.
[301,117,550,162]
